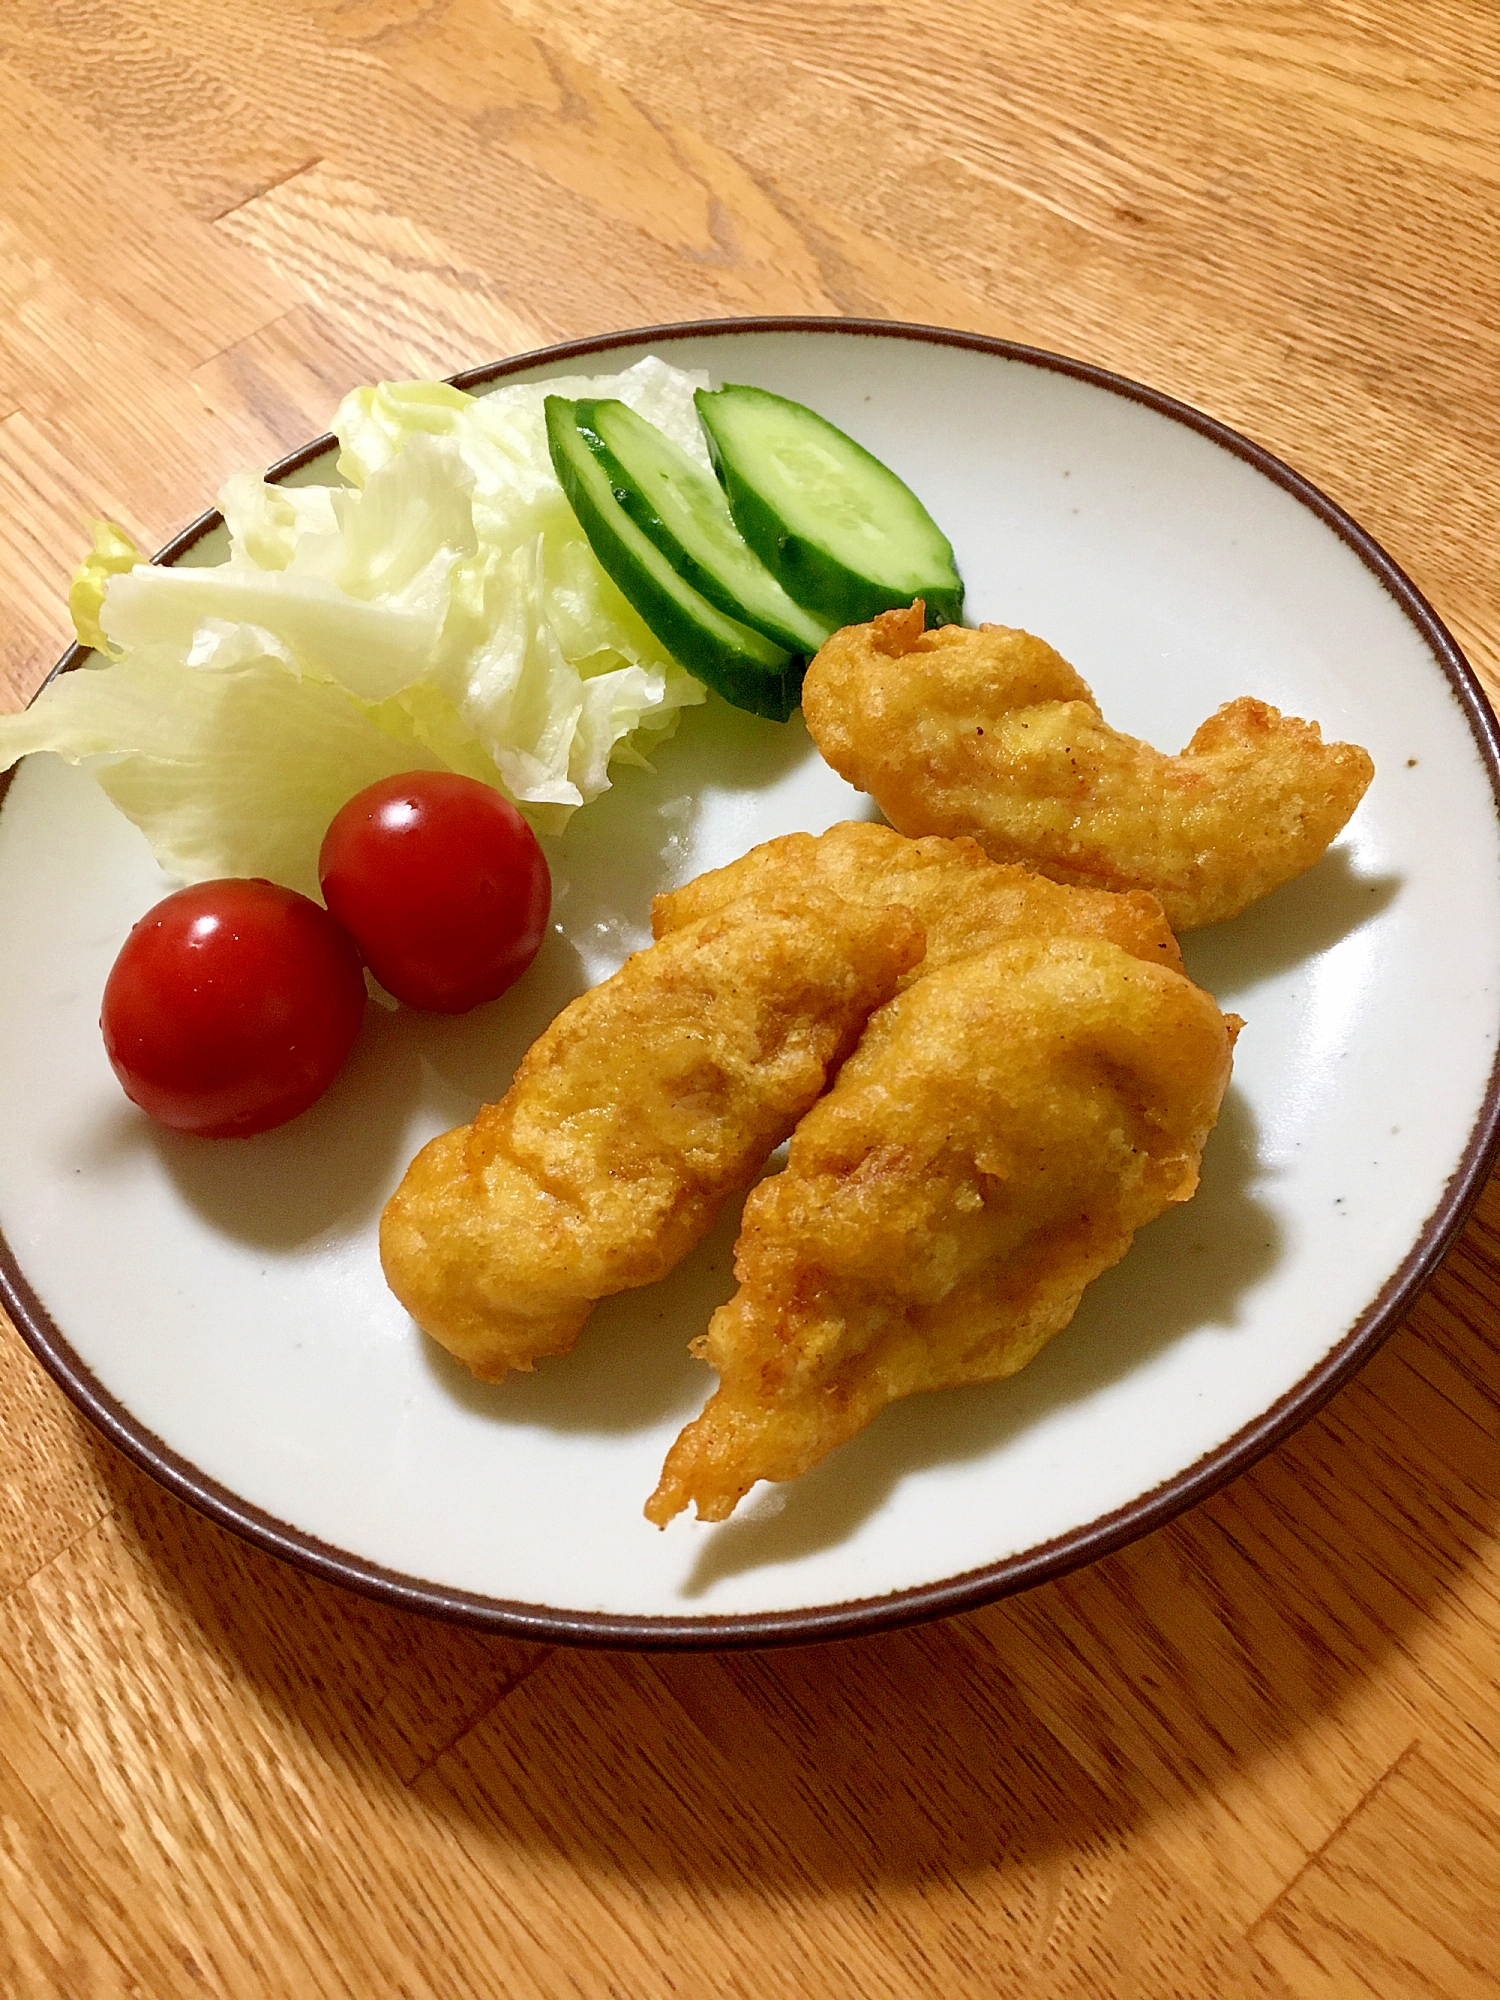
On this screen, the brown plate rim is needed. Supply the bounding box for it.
[2,314,1497,1651]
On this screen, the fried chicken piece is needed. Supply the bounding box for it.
[653,818,1183,979]
[801,602,1374,930]
[647,936,1238,1525]
[380,886,925,1381]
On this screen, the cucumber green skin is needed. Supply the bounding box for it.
[574,401,831,658]
[696,388,966,630]
[545,398,804,724]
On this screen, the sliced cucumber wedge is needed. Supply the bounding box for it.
[695,384,965,629]
[545,397,803,723]
[574,398,832,657]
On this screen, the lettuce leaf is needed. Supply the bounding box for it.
[66,520,140,654]
[0,624,447,898]
[0,357,709,890]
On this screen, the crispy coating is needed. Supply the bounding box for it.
[653,818,1183,979]
[380,887,924,1380]
[801,603,1375,930]
[647,936,1238,1525]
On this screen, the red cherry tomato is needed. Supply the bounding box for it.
[318,773,551,1013]
[101,880,368,1138]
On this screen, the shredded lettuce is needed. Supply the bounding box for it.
[0,356,709,889]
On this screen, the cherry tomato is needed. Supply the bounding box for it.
[101,880,368,1138]
[318,773,551,1013]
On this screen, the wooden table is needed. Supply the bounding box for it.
[4,3,1500,1993]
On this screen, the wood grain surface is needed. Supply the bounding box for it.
[4,2,1500,1992]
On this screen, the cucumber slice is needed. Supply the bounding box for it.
[545,397,803,723]
[575,399,832,657]
[695,385,965,629]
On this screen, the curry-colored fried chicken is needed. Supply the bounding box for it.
[652,818,1183,979]
[381,886,924,1380]
[646,936,1238,1525]
[801,603,1373,930]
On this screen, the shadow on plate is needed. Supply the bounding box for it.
[544,692,822,943]
[679,1084,1278,1595]
[1182,844,1400,995]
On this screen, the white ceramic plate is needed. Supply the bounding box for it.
[3,320,1498,1647]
